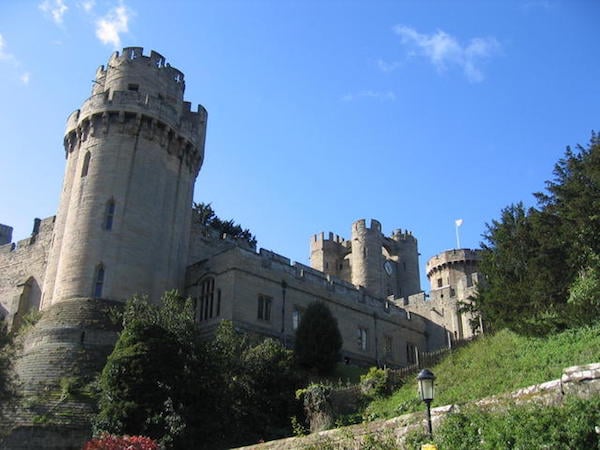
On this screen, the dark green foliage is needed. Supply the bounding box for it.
[407,397,600,449]
[193,202,257,248]
[294,302,342,375]
[0,323,17,418]
[475,133,600,335]
[94,293,302,449]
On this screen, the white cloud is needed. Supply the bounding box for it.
[376,58,401,73]
[392,25,499,82]
[95,4,130,48]
[20,72,31,85]
[39,0,69,25]
[0,34,31,86]
[0,34,16,62]
[79,0,95,12]
[342,90,396,102]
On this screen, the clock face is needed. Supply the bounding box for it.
[384,260,393,275]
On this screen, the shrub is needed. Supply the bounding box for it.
[83,434,158,450]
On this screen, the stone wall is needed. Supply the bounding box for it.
[234,363,600,450]
[0,217,54,329]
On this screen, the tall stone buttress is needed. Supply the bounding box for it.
[41,46,207,308]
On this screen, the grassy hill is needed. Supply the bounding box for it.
[364,323,600,420]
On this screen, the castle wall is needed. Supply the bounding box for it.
[0,217,54,329]
[187,245,429,367]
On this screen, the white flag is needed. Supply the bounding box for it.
[455,219,463,227]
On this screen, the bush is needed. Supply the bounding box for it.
[406,397,600,449]
[294,302,342,375]
[360,367,390,398]
[83,434,158,450]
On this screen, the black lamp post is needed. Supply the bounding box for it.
[417,369,436,439]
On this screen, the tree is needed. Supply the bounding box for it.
[94,295,302,449]
[192,202,257,248]
[93,292,194,447]
[475,133,600,335]
[294,302,342,374]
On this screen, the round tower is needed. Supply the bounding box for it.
[390,229,421,298]
[351,219,384,297]
[41,47,207,307]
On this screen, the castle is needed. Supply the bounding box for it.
[0,47,481,448]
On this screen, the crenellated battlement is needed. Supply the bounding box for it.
[390,228,417,243]
[311,231,347,247]
[92,47,187,101]
[426,248,481,278]
[353,218,382,234]
[64,98,206,174]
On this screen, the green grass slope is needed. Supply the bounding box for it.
[365,324,600,420]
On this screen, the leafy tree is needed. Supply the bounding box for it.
[193,202,257,248]
[93,292,194,447]
[294,301,342,374]
[94,294,302,449]
[475,133,600,335]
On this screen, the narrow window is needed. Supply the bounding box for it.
[216,289,221,316]
[81,151,91,177]
[437,278,443,288]
[104,199,116,231]
[407,343,417,364]
[357,327,368,351]
[199,278,215,321]
[257,295,272,321]
[292,308,302,330]
[384,335,393,356]
[93,264,105,298]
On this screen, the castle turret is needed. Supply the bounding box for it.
[351,219,385,297]
[310,232,350,279]
[42,47,207,307]
[389,229,421,298]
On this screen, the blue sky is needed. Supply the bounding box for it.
[1,0,598,291]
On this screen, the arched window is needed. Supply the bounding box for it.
[93,264,105,298]
[81,151,91,177]
[104,199,116,230]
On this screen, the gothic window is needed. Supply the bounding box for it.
[257,295,272,321]
[104,199,116,231]
[198,278,215,321]
[357,327,368,351]
[81,151,91,177]
[93,264,105,298]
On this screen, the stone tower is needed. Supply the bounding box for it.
[351,219,386,297]
[41,47,207,308]
[3,48,206,449]
[426,248,482,340]
[310,219,421,299]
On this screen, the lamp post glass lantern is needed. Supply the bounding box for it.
[417,369,436,439]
